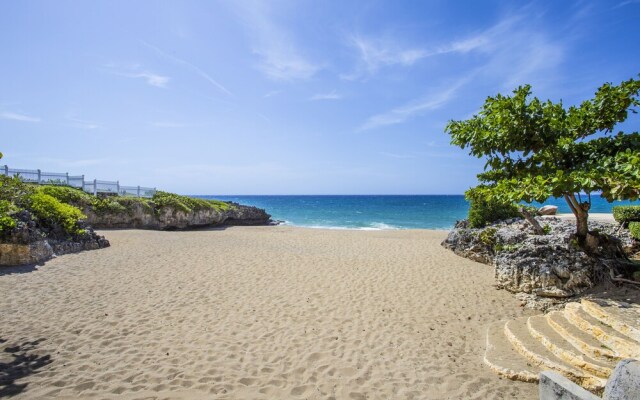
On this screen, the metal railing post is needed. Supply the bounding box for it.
[3,165,7,176]
[116,181,120,195]
[66,172,69,186]
[37,169,41,184]
[137,185,140,197]
[93,179,97,196]
[81,175,85,190]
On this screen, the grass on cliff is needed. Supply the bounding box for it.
[0,179,235,236]
[36,186,234,215]
[152,191,234,214]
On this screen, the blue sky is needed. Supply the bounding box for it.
[1,0,639,195]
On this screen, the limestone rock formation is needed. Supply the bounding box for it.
[0,211,109,266]
[83,202,271,230]
[442,217,640,308]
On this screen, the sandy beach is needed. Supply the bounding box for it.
[0,227,538,399]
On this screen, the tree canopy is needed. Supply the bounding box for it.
[446,75,640,241]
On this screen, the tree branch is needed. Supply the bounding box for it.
[564,193,578,216]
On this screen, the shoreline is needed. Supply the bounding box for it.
[257,212,616,232]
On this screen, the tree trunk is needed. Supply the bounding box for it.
[519,206,545,235]
[564,193,597,252]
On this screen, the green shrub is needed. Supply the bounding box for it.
[0,199,17,233]
[38,185,94,207]
[27,192,86,234]
[478,227,498,247]
[543,224,552,235]
[0,175,33,206]
[630,222,640,240]
[92,198,128,214]
[613,206,640,224]
[468,197,520,228]
[152,191,233,214]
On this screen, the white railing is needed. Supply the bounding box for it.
[1,165,156,198]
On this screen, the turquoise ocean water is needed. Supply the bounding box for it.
[197,195,639,230]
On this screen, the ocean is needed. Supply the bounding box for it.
[196,195,639,230]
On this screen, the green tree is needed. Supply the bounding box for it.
[446,75,640,250]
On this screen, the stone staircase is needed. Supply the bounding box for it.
[485,299,640,394]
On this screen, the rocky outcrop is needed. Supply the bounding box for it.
[443,217,640,308]
[538,205,558,215]
[222,203,272,226]
[84,202,271,230]
[0,211,109,266]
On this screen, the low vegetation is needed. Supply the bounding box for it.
[630,222,640,240]
[612,205,640,226]
[0,175,86,236]
[467,195,520,228]
[0,167,236,237]
[152,191,233,214]
[27,191,86,234]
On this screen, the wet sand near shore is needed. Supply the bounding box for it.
[0,226,538,399]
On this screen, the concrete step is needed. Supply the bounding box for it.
[504,317,606,392]
[581,299,640,343]
[546,311,621,362]
[564,302,640,359]
[483,321,540,383]
[527,315,615,379]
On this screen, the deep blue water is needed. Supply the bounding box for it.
[195,195,639,230]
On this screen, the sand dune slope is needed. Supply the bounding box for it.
[0,227,537,399]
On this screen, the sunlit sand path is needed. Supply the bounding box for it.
[0,227,538,399]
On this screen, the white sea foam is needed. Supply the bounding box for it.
[368,222,401,230]
[285,222,402,231]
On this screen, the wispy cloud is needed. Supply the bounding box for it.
[0,111,40,122]
[359,77,470,131]
[150,121,200,128]
[66,116,104,130]
[614,0,640,8]
[472,15,565,90]
[379,152,416,159]
[264,90,281,98]
[309,90,342,101]
[229,2,321,81]
[142,41,233,96]
[133,72,169,88]
[343,34,487,80]
[104,63,169,88]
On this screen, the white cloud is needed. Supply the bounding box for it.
[0,111,40,122]
[359,77,470,131]
[343,34,487,79]
[309,90,342,101]
[104,63,169,88]
[229,2,321,81]
[142,41,233,96]
[134,72,169,88]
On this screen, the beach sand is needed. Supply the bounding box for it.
[0,227,538,399]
